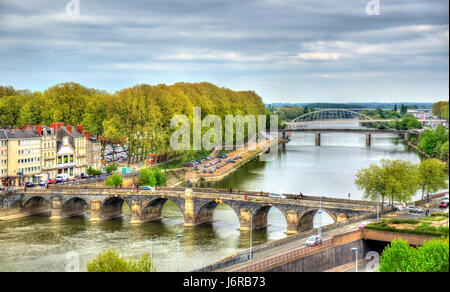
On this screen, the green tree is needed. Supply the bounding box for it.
[87,249,154,272]
[105,164,118,174]
[139,168,156,186]
[105,174,123,187]
[417,159,448,204]
[355,159,419,215]
[154,168,168,186]
[440,141,449,162]
[379,238,449,272]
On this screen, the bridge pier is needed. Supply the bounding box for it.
[286,210,300,235]
[315,133,321,146]
[89,199,102,221]
[365,134,371,148]
[404,132,409,144]
[184,188,197,227]
[50,198,62,220]
[239,208,269,231]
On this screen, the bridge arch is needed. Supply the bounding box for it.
[22,196,52,216]
[139,197,185,222]
[250,204,288,231]
[23,196,51,209]
[194,200,241,226]
[289,109,375,123]
[100,196,132,220]
[297,209,336,233]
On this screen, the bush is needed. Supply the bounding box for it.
[105,164,118,174]
[87,249,154,272]
[105,174,123,187]
[379,238,449,272]
[366,220,449,237]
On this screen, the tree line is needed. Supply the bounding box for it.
[418,126,449,162]
[0,82,267,165]
[433,101,449,120]
[355,158,448,215]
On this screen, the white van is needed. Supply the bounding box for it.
[269,193,287,199]
[56,174,69,182]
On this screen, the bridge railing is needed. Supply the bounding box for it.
[22,186,377,206]
[233,237,334,272]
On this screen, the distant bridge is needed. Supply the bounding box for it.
[285,108,440,129]
[282,109,446,146]
[1,187,377,235]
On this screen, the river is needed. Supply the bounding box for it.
[0,129,422,272]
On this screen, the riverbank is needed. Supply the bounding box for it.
[188,137,284,184]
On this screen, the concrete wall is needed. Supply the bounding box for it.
[266,240,366,272]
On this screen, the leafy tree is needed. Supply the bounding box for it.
[154,168,168,186]
[87,249,154,272]
[440,141,449,162]
[139,168,156,186]
[105,174,123,187]
[355,159,419,215]
[433,101,449,120]
[417,159,448,204]
[379,238,449,272]
[418,126,449,158]
[105,164,118,174]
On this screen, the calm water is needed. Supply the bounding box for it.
[0,128,422,272]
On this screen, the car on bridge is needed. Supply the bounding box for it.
[439,201,449,208]
[269,193,287,199]
[305,235,322,247]
[141,186,154,191]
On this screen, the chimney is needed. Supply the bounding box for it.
[36,124,42,136]
[67,125,73,134]
[84,131,90,140]
[76,124,83,133]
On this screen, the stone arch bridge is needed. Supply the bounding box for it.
[1,187,377,235]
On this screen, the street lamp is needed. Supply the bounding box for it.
[249,210,256,260]
[150,235,158,272]
[176,234,184,272]
[351,247,359,272]
[318,196,323,237]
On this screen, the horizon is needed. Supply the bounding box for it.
[0,0,448,103]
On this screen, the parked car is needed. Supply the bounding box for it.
[56,174,69,183]
[203,170,207,174]
[269,193,287,199]
[25,182,36,188]
[80,173,90,179]
[439,201,449,208]
[209,168,216,174]
[141,186,154,191]
[194,166,200,171]
[219,154,228,159]
[184,163,194,167]
[407,205,424,213]
[305,235,322,247]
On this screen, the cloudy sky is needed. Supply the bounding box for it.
[0,0,448,103]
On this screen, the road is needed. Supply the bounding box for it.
[216,218,375,272]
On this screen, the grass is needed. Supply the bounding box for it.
[366,219,449,237]
[420,216,447,222]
